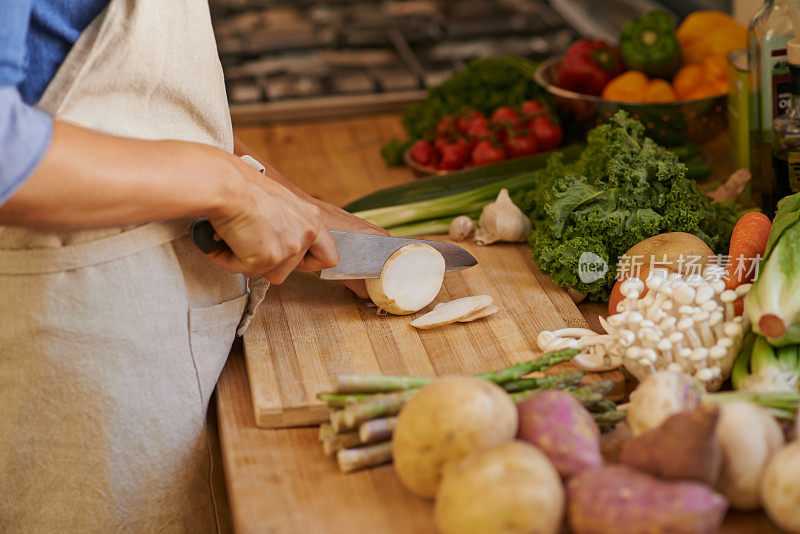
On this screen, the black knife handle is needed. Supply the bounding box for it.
[191,218,231,254]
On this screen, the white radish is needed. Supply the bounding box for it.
[458,304,499,322]
[366,244,445,315]
[410,295,493,329]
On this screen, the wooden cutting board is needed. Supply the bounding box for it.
[243,239,624,428]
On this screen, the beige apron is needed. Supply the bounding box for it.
[0,1,266,532]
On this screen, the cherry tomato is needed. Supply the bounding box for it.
[466,116,491,139]
[504,132,539,158]
[440,142,469,170]
[520,100,546,117]
[410,140,435,166]
[434,137,449,153]
[436,116,456,137]
[471,140,506,166]
[455,136,475,151]
[490,106,520,124]
[456,110,485,135]
[529,116,563,152]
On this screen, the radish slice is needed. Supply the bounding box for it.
[410,295,493,329]
[458,304,499,322]
[365,243,445,315]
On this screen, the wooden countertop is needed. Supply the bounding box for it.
[218,114,780,533]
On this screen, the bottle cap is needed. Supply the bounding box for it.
[789,38,800,66]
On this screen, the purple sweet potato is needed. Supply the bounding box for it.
[620,404,722,485]
[517,390,602,479]
[568,465,728,534]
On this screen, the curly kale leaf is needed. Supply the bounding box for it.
[524,111,736,301]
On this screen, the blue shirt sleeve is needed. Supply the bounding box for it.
[0,86,53,204]
[0,1,53,205]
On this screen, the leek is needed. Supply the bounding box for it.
[355,171,537,229]
[387,217,464,238]
[731,334,800,393]
[707,391,800,421]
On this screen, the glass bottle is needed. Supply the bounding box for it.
[771,38,800,213]
[748,0,800,207]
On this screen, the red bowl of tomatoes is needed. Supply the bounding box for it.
[404,101,564,176]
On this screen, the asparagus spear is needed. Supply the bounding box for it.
[322,431,362,457]
[594,410,627,430]
[330,409,358,433]
[337,441,393,473]
[333,375,433,394]
[341,389,419,427]
[317,392,372,408]
[584,398,617,414]
[328,348,579,398]
[474,349,579,383]
[318,423,335,441]
[359,416,398,443]
[502,369,584,393]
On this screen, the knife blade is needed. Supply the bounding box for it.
[319,231,477,280]
[190,219,477,280]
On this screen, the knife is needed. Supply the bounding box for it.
[190,219,478,280]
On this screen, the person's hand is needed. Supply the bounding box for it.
[205,156,339,284]
[312,200,389,298]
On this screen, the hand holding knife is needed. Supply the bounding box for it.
[191,219,477,280]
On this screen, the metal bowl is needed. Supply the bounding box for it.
[403,147,447,177]
[534,56,727,146]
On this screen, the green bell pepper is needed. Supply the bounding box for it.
[620,10,682,79]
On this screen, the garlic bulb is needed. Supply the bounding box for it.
[474,189,531,245]
[448,215,476,241]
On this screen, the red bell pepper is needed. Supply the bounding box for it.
[556,39,624,96]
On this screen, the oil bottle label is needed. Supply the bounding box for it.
[761,34,792,136]
[788,152,800,192]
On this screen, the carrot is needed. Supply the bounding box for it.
[725,212,772,291]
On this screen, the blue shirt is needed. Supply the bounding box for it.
[0,1,108,204]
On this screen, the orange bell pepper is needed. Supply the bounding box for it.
[676,11,746,65]
[644,79,677,103]
[601,71,649,102]
[672,55,729,100]
[602,71,677,103]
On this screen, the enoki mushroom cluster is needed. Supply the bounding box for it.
[537,266,752,391]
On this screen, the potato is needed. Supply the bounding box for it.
[568,465,728,534]
[627,371,704,436]
[621,232,714,278]
[621,404,722,485]
[434,441,564,534]
[761,441,800,533]
[392,377,517,498]
[716,401,784,511]
[517,390,602,479]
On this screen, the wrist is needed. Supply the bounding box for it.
[198,147,252,221]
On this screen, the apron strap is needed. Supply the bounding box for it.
[0,220,191,274]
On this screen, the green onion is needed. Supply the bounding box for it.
[354,171,537,229]
[707,391,800,420]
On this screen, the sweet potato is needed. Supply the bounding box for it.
[627,371,704,436]
[568,465,728,534]
[517,390,602,479]
[620,404,722,485]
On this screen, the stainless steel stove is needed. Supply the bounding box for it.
[209,0,667,123]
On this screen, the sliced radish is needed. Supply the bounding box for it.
[410,295,493,329]
[365,243,445,315]
[458,304,499,322]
